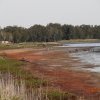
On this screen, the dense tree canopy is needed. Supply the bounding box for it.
[0,23,100,43]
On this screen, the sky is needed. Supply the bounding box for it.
[0,0,100,28]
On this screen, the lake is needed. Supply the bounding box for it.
[63,43,100,47]
[63,43,100,72]
[72,51,100,72]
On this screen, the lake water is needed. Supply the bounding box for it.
[72,51,100,72]
[63,43,100,72]
[63,43,100,47]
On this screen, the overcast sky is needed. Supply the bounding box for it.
[0,0,100,27]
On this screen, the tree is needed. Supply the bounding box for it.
[46,23,63,41]
[28,25,48,42]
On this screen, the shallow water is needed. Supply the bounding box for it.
[62,43,100,72]
[63,43,100,47]
[74,52,100,65]
[72,51,100,72]
[87,67,100,72]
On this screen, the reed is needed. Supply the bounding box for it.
[0,56,77,100]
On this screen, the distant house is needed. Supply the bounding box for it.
[1,41,11,44]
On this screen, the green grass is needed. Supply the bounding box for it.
[47,90,77,100]
[0,39,100,50]
[0,57,46,87]
[0,44,22,50]
[59,39,100,44]
[0,42,61,50]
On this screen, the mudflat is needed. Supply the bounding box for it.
[1,48,100,98]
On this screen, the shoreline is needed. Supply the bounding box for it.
[0,47,100,99]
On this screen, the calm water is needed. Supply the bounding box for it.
[63,43,100,47]
[74,51,100,65]
[72,51,100,72]
[63,43,100,72]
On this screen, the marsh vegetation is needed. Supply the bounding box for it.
[0,56,77,100]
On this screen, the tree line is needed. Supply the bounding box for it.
[0,23,100,43]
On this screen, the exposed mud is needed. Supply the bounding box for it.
[1,48,100,99]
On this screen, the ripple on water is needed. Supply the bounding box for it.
[72,51,100,73]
